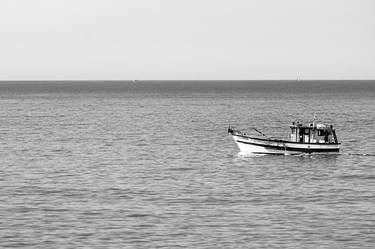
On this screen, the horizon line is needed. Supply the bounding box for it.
[0,79,374,82]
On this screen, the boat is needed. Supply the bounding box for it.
[228,120,340,155]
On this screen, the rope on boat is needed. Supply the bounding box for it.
[252,128,267,137]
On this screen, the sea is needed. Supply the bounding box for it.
[0,81,374,248]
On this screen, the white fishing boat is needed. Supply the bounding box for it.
[228,120,340,155]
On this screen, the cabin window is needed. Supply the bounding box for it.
[318,130,324,136]
[301,128,309,135]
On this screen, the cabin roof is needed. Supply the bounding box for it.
[290,125,313,129]
[290,123,334,130]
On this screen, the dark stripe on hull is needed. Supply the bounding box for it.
[236,140,340,153]
[235,134,340,145]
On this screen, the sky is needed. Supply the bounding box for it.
[0,0,374,80]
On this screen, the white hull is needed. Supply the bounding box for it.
[232,135,340,155]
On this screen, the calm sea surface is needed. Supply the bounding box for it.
[0,81,374,248]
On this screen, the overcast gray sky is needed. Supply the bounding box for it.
[0,0,374,80]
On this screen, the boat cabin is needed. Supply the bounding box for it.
[290,121,338,144]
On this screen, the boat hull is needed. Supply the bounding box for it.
[232,134,340,155]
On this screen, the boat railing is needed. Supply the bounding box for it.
[228,126,288,141]
[267,137,286,141]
